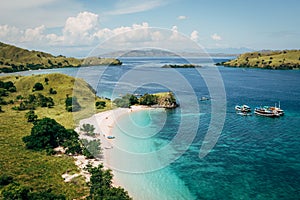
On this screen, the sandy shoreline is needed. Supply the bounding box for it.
[70,105,155,188]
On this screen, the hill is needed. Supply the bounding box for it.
[0,42,122,73]
[220,50,300,69]
[0,73,113,199]
[100,49,238,58]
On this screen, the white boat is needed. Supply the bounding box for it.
[254,107,280,118]
[237,111,252,116]
[269,102,284,116]
[235,105,251,112]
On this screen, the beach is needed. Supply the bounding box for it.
[73,105,156,187]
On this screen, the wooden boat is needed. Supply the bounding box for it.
[269,102,284,116]
[254,107,280,118]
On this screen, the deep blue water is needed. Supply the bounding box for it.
[6,57,300,199]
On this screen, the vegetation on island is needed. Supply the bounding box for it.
[162,64,201,68]
[0,41,122,73]
[113,92,178,108]
[219,50,300,69]
[0,73,132,199]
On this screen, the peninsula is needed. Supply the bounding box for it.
[219,50,300,69]
[0,42,122,73]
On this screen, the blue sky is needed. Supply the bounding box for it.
[0,0,299,56]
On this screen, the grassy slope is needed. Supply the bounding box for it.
[223,50,300,69]
[0,42,121,73]
[0,73,113,199]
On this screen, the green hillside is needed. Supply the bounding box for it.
[221,50,300,69]
[0,73,113,199]
[0,42,122,73]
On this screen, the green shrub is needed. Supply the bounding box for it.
[33,82,44,91]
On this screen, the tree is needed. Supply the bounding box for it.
[49,88,57,94]
[113,94,138,108]
[87,164,131,200]
[95,101,106,109]
[25,110,38,122]
[2,182,31,200]
[62,130,82,155]
[80,123,95,136]
[44,77,49,85]
[22,117,69,150]
[139,93,158,106]
[0,174,13,186]
[65,96,81,112]
[81,139,101,159]
[129,95,138,105]
[33,82,44,91]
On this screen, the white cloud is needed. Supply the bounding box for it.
[106,0,166,15]
[211,33,222,41]
[63,12,99,44]
[0,11,204,56]
[0,25,21,42]
[22,25,46,42]
[177,15,187,20]
[190,30,199,42]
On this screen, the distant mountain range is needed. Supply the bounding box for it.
[99,49,243,58]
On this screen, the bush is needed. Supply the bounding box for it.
[80,124,95,136]
[25,110,38,122]
[49,88,57,94]
[2,183,31,199]
[44,77,49,85]
[87,164,131,200]
[33,82,44,91]
[113,94,138,108]
[0,174,13,186]
[81,139,101,159]
[95,101,106,109]
[139,93,158,106]
[65,96,81,112]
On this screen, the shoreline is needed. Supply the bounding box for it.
[70,105,158,190]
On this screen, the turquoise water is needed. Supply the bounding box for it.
[7,57,300,199]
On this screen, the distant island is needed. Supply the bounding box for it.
[162,64,201,68]
[0,42,122,73]
[218,50,300,70]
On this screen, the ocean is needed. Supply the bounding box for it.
[8,57,300,199]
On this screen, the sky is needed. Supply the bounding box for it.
[0,0,299,57]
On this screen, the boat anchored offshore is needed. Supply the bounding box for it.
[254,106,280,118]
[269,102,284,116]
[235,105,251,113]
